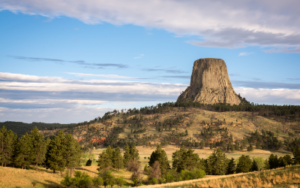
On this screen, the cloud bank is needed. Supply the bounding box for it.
[1,72,300,123]
[1,0,300,52]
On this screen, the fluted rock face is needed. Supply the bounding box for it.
[177,58,241,105]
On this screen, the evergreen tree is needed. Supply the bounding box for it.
[97,150,112,170]
[293,147,300,164]
[251,159,259,171]
[123,144,131,167]
[0,126,7,166]
[64,134,81,175]
[113,147,123,170]
[226,158,236,174]
[130,144,139,161]
[149,144,170,175]
[106,146,114,162]
[29,127,47,166]
[2,130,18,166]
[207,148,228,175]
[269,154,279,169]
[178,148,200,172]
[172,145,186,171]
[14,133,33,169]
[46,130,66,173]
[236,155,252,173]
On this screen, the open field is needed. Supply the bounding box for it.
[1,164,299,188]
[92,145,292,167]
[138,165,300,188]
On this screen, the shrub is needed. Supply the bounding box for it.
[149,178,158,184]
[86,159,92,166]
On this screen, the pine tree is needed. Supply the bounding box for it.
[14,133,33,169]
[226,158,236,174]
[123,144,131,167]
[105,146,113,165]
[293,147,300,164]
[29,127,47,166]
[149,144,170,175]
[46,130,66,173]
[113,147,123,170]
[207,148,228,175]
[130,144,139,161]
[2,130,18,167]
[236,155,252,173]
[64,134,82,175]
[172,145,186,171]
[0,126,7,166]
[97,150,112,170]
[251,159,259,171]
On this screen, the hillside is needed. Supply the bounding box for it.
[40,102,300,153]
[0,121,75,136]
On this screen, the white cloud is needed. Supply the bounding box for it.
[238,52,252,56]
[1,0,300,52]
[65,72,137,79]
[0,106,114,123]
[235,87,300,105]
[0,72,187,96]
[134,54,144,59]
[0,98,108,105]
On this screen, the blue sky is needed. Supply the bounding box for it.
[1,0,300,123]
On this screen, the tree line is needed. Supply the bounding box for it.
[0,126,81,175]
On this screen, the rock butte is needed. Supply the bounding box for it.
[177,58,241,105]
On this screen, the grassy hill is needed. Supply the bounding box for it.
[39,103,299,154]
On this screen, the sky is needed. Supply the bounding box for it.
[1,0,300,123]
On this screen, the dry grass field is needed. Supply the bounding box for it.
[1,165,299,188]
[138,165,300,188]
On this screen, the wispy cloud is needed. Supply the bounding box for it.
[134,54,144,59]
[239,52,252,56]
[142,68,186,74]
[9,56,128,68]
[161,76,190,79]
[65,72,137,79]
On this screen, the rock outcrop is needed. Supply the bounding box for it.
[177,58,241,105]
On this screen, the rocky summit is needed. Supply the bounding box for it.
[177,58,241,105]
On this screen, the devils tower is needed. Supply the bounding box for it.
[177,58,241,105]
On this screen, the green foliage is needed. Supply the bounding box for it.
[100,170,115,187]
[129,144,139,161]
[247,144,253,151]
[206,148,228,175]
[0,127,18,166]
[251,160,259,171]
[236,155,252,173]
[14,133,33,169]
[46,131,67,173]
[252,157,265,170]
[113,147,124,170]
[97,150,111,170]
[123,144,131,167]
[149,178,158,184]
[29,127,48,166]
[64,134,82,170]
[92,176,103,188]
[149,144,170,175]
[226,158,236,174]
[293,147,300,164]
[179,168,206,180]
[86,159,92,166]
[61,171,93,188]
[269,154,279,169]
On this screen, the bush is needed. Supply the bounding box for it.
[149,178,158,184]
[61,171,93,188]
[236,155,252,173]
[86,159,92,166]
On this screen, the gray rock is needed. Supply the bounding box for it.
[177,58,241,105]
